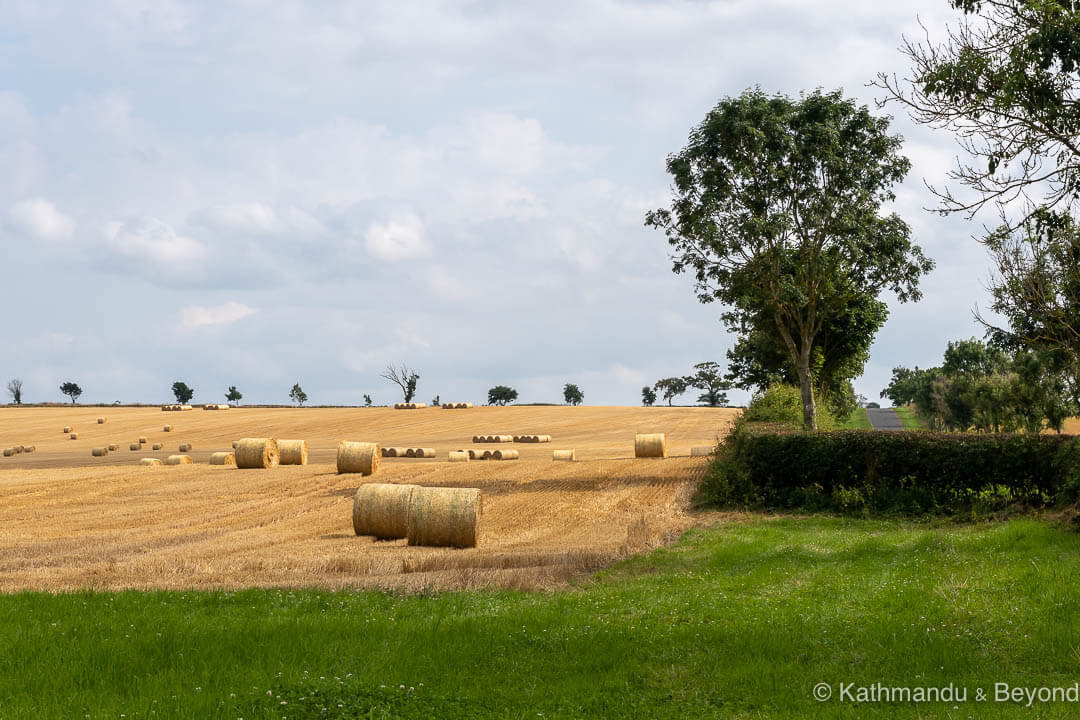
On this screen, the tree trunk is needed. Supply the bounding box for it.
[796,349,816,431]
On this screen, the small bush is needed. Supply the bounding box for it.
[742,385,803,425]
[701,423,1080,514]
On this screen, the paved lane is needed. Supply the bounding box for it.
[866,408,904,431]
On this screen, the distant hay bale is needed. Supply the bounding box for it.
[203,403,229,410]
[235,438,279,469]
[690,445,714,457]
[14,445,23,454]
[635,433,668,458]
[2,448,12,457]
[512,435,524,442]
[492,449,518,460]
[481,449,494,460]
[108,444,119,452]
[91,447,108,457]
[383,447,408,458]
[336,441,380,475]
[406,486,482,548]
[22,445,34,453]
[405,448,418,458]
[471,435,482,443]
[129,443,140,451]
[62,426,71,434]
[352,483,417,538]
[414,448,435,458]
[139,458,162,467]
[163,425,172,432]
[178,443,192,453]
[152,443,163,451]
[448,450,469,462]
[465,449,483,460]
[97,416,106,424]
[179,405,193,411]
[164,454,192,466]
[138,436,148,444]
[279,439,308,466]
[534,435,551,443]
[553,449,575,461]
[209,451,236,466]
[412,403,427,409]
[69,433,78,440]
[394,403,425,410]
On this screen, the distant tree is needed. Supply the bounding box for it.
[684,362,730,407]
[289,383,308,407]
[60,381,82,404]
[431,395,440,407]
[641,386,657,406]
[380,363,420,403]
[171,382,194,404]
[363,394,373,407]
[225,386,242,406]
[6,378,22,404]
[653,377,688,406]
[487,385,518,406]
[866,401,881,409]
[563,383,584,406]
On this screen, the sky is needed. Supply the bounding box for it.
[0,0,996,407]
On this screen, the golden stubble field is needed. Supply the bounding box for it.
[0,405,737,592]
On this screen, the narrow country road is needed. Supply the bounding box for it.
[866,408,904,431]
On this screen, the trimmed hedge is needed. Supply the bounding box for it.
[702,423,1080,514]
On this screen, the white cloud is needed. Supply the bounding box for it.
[103,217,207,264]
[180,301,256,328]
[364,214,431,261]
[192,202,325,236]
[9,197,74,240]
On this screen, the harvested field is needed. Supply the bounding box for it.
[0,406,736,592]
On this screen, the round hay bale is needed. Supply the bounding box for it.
[415,448,436,458]
[163,425,172,432]
[385,447,405,458]
[235,438,279,469]
[512,435,523,442]
[178,443,192,453]
[23,445,35,453]
[352,483,417,538]
[62,426,71,434]
[492,449,518,460]
[91,447,108,457]
[481,449,494,460]
[635,433,668,458]
[690,445,714,457]
[406,486,482,548]
[448,450,469,462]
[107,444,118,452]
[2,448,12,457]
[535,435,551,443]
[69,432,78,440]
[471,435,482,444]
[337,441,380,475]
[179,405,193,411]
[412,403,427,409]
[14,445,23,454]
[97,416,106,424]
[129,443,140,451]
[279,439,309,466]
[209,451,236,466]
[405,448,418,458]
[139,458,162,467]
[138,436,148,444]
[164,455,192,466]
[553,449,576,461]
[152,443,163,451]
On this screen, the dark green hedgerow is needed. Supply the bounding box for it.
[701,422,1080,514]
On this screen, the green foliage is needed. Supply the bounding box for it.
[381,364,420,403]
[431,395,440,407]
[487,385,518,406]
[289,383,308,407]
[646,88,932,429]
[363,394,372,407]
[59,381,81,404]
[225,386,241,405]
[641,386,656,406]
[703,423,1079,513]
[563,383,584,406]
[684,361,729,406]
[171,382,193,404]
[652,377,687,406]
[742,385,804,426]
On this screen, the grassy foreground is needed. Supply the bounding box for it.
[2,517,1080,718]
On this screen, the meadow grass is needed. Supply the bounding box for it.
[2,516,1080,718]
[893,405,927,430]
[838,407,872,430]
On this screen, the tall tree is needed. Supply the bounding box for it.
[380,364,420,403]
[487,386,518,406]
[653,377,688,406]
[6,378,22,404]
[684,362,730,407]
[563,383,584,406]
[60,382,82,404]
[226,386,242,406]
[646,88,933,429]
[641,386,657,407]
[875,0,1080,227]
[171,382,194,404]
[289,383,308,407]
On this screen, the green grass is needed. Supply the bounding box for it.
[3,516,1080,718]
[893,405,927,430]
[837,407,872,430]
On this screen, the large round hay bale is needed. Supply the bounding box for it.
[553,449,575,461]
[635,433,668,458]
[152,443,163,451]
[209,451,236,466]
[414,448,435,458]
[352,483,417,538]
[14,445,23,454]
[178,443,192,453]
[279,439,308,465]
[448,450,469,462]
[23,445,34,453]
[492,449,518,460]
[534,435,551,443]
[179,405,193,411]
[405,448,418,458]
[62,426,71,434]
[97,416,106,424]
[108,444,119,452]
[69,432,78,440]
[690,445,714,457]
[336,441,380,475]
[235,438,279,469]
[140,458,162,467]
[466,449,482,460]
[406,486,482,548]
[2,448,12,457]
[163,425,172,432]
[164,454,192,465]
[384,447,405,458]
[138,436,148,444]
[129,443,140,451]
[471,435,482,444]
[413,403,427,409]
[91,447,108,457]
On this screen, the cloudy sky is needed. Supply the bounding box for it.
[1,0,992,406]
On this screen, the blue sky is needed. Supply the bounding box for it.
[1,0,992,406]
